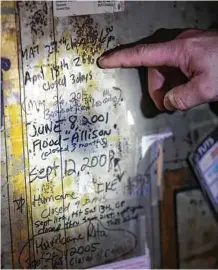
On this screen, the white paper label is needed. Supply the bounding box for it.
[53,1,124,17]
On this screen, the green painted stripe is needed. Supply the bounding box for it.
[1,7,15,14]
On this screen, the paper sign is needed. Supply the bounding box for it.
[53,1,124,17]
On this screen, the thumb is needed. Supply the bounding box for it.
[98,39,184,68]
[163,76,207,110]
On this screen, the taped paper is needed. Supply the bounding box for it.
[53,1,125,17]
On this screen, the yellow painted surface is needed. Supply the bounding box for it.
[7,104,23,158]
[13,171,25,193]
[108,134,122,142]
[1,1,15,9]
[2,4,30,268]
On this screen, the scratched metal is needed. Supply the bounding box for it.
[1,1,30,269]
[1,1,218,269]
[176,189,218,268]
[14,1,150,269]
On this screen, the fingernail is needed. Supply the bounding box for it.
[164,94,175,111]
[97,56,105,68]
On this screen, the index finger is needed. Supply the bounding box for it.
[98,40,183,68]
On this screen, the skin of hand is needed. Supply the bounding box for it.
[98,29,218,111]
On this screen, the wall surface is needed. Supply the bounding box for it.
[1,1,218,269]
